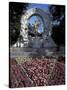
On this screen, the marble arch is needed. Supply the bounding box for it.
[12,8,56,48]
[20,8,56,48]
[21,8,52,39]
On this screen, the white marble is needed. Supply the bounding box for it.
[12,8,56,48]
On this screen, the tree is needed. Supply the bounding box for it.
[49,5,65,47]
[9,2,28,46]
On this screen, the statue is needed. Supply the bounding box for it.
[32,16,41,35]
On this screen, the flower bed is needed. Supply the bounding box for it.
[48,62,65,85]
[10,57,65,87]
[9,59,33,88]
[21,58,56,86]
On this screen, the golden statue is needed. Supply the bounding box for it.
[32,16,40,34]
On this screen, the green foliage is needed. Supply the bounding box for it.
[9,2,28,46]
[49,5,65,46]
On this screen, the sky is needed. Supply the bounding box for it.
[27,3,49,12]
